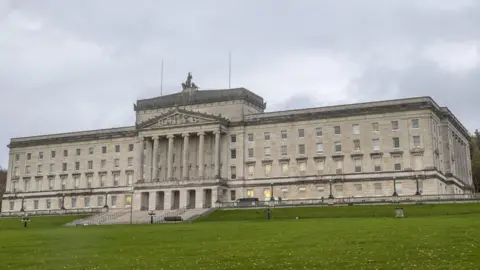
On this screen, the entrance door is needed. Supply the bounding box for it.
[171,190,180,209]
[187,190,196,209]
[140,192,149,211]
[203,189,212,208]
[155,191,164,210]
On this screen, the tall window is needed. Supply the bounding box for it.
[281,130,287,139]
[51,151,56,159]
[75,161,80,171]
[231,135,236,143]
[391,121,399,130]
[281,145,287,156]
[316,127,323,137]
[298,129,305,138]
[63,150,68,157]
[247,133,254,142]
[89,147,94,155]
[102,146,107,154]
[298,144,306,155]
[411,119,420,129]
[247,164,254,179]
[353,140,361,151]
[353,157,362,173]
[115,145,120,153]
[393,137,400,149]
[27,153,31,160]
[372,139,380,151]
[334,126,341,135]
[413,136,421,148]
[264,147,271,157]
[248,148,254,158]
[264,132,270,141]
[334,142,342,152]
[281,162,289,176]
[316,143,324,154]
[372,122,379,132]
[264,163,271,177]
[230,166,236,179]
[129,144,134,151]
[76,148,81,156]
[230,149,236,159]
[352,124,360,135]
[39,152,43,160]
[393,155,402,171]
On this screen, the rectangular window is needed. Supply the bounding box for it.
[316,143,324,154]
[247,189,254,198]
[413,136,421,148]
[315,159,325,172]
[51,151,56,159]
[281,145,287,156]
[25,165,31,175]
[248,148,254,158]
[27,153,31,160]
[230,149,236,159]
[46,199,51,209]
[231,135,236,143]
[35,178,41,191]
[61,177,66,190]
[89,147,94,155]
[101,160,106,169]
[63,150,68,157]
[374,183,382,195]
[373,156,382,172]
[247,164,254,179]
[264,147,271,157]
[9,201,14,211]
[264,132,270,141]
[230,166,236,179]
[127,157,133,167]
[114,159,120,167]
[75,161,80,171]
[111,196,117,207]
[354,158,362,173]
[281,130,287,139]
[393,137,400,149]
[281,162,289,176]
[316,127,323,137]
[87,176,92,188]
[335,159,343,174]
[393,156,402,171]
[353,140,361,151]
[74,176,79,188]
[39,152,43,160]
[76,149,81,156]
[372,139,380,151]
[298,144,306,155]
[34,200,39,210]
[71,198,77,208]
[84,197,90,208]
[127,173,133,185]
[113,174,119,186]
[352,124,360,135]
[129,144,134,152]
[230,190,236,201]
[412,119,420,129]
[372,122,379,132]
[97,196,104,207]
[15,154,20,161]
[88,160,93,170]
[298,161,306,172]
[24,179,30,192]
[247,133,254,142]
[334,142,342,152]
[48,178,54,190]
[102,146,107,154]
[100,175,106,187]
[298,129,305,138]
[264,163,271,177]
[115,145,120,153]
[37,165,43,174]
[49,164,54,173]
[392,121,399,130]
[334,126,341,135]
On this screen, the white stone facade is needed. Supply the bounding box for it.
[1,83,473,213]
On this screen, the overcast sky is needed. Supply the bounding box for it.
[1,0,479,168]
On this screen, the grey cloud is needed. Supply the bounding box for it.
[1,0,479,168]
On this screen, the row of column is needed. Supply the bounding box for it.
[136,131,221,182]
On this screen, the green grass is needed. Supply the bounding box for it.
[199,203,480,221]
[1,205,480,269]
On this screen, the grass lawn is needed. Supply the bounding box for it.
[0,204,479,269]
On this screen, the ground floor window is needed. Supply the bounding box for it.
[247,189,254,198]
[71,198,77,208]
[46,199,51,209]
[230,190,236,201]
[111,196,117,207]
[34,200,39,210]
[9,201,14,211]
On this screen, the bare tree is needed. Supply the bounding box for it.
[0,166,6,211]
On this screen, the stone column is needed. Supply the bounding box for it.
[136,137,144,182]
[167,135,174,180]
[214,130,221,179]
[145,138,153,181]
[152,136,159,181]
[182,133,190,180]
[198,132,205,179]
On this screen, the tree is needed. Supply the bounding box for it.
[0,166,6,211]
[471,137,480,192]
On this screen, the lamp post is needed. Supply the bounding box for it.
[270,182,275,201]
[104,192,109,210]
[415,174,421,195]
[392,176,398,196]
[328,179,334,199]
[129,187,134,225]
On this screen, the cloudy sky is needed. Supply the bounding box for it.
[1,0,479,168]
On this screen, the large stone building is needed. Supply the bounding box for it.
[1,74,473,213]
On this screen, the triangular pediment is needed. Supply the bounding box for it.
[137,108,229,129]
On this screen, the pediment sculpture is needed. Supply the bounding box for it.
[155,113,210,127]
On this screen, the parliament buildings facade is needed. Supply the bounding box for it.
[1,76,474,213]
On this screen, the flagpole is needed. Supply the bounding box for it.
[228,51,231,89]
[160,59,164,96]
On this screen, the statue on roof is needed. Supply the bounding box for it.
[182,72,198,91]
